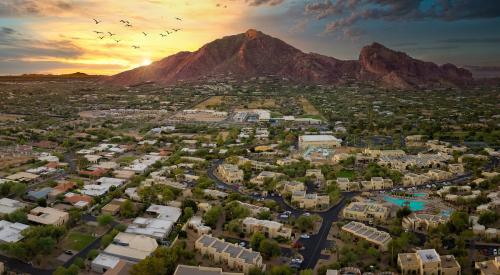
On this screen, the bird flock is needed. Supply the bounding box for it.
[91,17,183,50]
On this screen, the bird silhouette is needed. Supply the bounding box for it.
[93,18,101,24]
[125,23,132,27]
[142,32,148,36]
[108,32,116,36]
[93,31,103,34]
[165,30,171,35]
[120,20,126,23]
[160,33,167,37]
[132,45,140,49]
[114,39,121,43]
[172,28,180,32]
[98,36,105,39]
[175,17,182,21]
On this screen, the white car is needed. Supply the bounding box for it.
[300,234,310,239]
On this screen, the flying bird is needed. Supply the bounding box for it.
[125,23,132,27]
[165,30,171,35]
[160,33,167,37]
[108,32,116,36]
[114,39,121,43]
[132,45,140,49]
[175,17,182,21]
[93,31,103,34]
[119,20,126,23]
[172,28,180,32]
[142,32,148,36]
[93,18,101,24]
[98,36,105,39]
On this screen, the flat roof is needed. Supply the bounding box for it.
[92,253,120,268]
[300,135,341,142]
[417,249,440,263]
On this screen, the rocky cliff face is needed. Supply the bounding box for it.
[106,29,473,89]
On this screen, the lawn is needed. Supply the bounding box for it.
[336,169,355,180]
[64,232,96,251]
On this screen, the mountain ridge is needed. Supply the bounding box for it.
[106,29,473,89]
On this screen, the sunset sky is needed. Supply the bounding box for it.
[0,0,499,75]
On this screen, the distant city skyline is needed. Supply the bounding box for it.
[0,0,499,75]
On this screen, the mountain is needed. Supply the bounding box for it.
[106,29,473,89]
[0,72,102,82]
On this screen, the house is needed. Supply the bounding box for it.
[102,232,158,262]
[101,199,125,215]
[125,217,174,241]
[91,254,121,274]
[0,220,29,243]
[236,201,270,216]
[398,249,461,275]
[0,198,25,215]
[195,234,264,273]
[342,202,390,222]
[475,257,500,275]
[48,181,76,200]
[5,172,39,183]
[298,135,342,150]
[145,204,182,222]
[341,221,391,251]
[403,173,431,187]
[360,177,393,190]
[427,169,452,181]
[242,217,292,239]
[103,260,133,275]
[174,265,243,275]
[82,177,125,197]
[402,213,449,232]
[26,187,53,202]
[281,181,305,193]
[64,193,92,208]
[249,171,284,185]
[336,178,359,191]
[27,207,69,226]
[217,164,244,184]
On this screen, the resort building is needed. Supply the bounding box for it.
[236,201,270,216]
[475,257,500,275]
[403,173,431,187]
[291,191,330,209]
[361,177,393,190]
[281,181,305,193]
[427,169,453,181]
[249,171,284,185]
[27,207,69,226]
[217,164,244,184]
[341,221,392,251]
[298,135,342,150]
[402,213,449,232]
[0,220,29,243]
[364,149,406,158]
[398,249,461,275]
[342,202,390,222]
[195,235,264,273]
[242,217,292,239]
[336,178,360,191]
[174,265,243,275]
[102,232,158,262]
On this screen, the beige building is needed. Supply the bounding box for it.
[103,232,158,262]
[398,249,461,275]
[217,164,244,184]
[281,181,305,193]
[475,257,500,275]
[195,235,264,273]
[291,191,329,209]
[236,201,270,216]
[427,169,453,181]
[174,265,243,275]
[448,163,464,174]
[361,177,393,190]
[341,221,392,251]
[27,207,69,226]
[242,217,292,239]
[342,202,390,222]
[249,171,284,185]
[298,135,342,150]
[403,173,431,187]
[364,149,406,158]
[336,178,360,191]
[402,213,449,232]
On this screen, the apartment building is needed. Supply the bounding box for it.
[249,171,284,185]
[174,265,243,275]
[403,173,431,187]
[195,235,264,273]
[291,191,330,209]
[27,207,69,226]
[281,181,305,193]
[102,232,158,262]
[341,221,392,251]
[475,257,500,275]
[427,169,453,181]
[402,213,449,232]
[217,164,244,184]
[361,177,393,190]
[342,202,390,222]
[236,201,270,216]
[336,178,360,191]
[242,217,292,239]
[398,249,461,275]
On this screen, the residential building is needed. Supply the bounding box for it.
[145,204,182,222]
[0,220,29,243]
[48,181,76,200]
[298,135,342,150]
[125,217,173,241]
[195,235,264,273]
[204,189,228,199]
[25,187,53,201]
[242,217,292,239]
[281,181,305,193]
[102,199,125,215]
[217,164,244,184]
[236,201,270,216]
[91,254,121,273]
[174,265,243,275]
[82,177,125,197]
[5,172,39,183]
[402,213,449,232]
[336,178,360,191]
[64,193,92,208]
[427,169,453,181]
[341,221,392,251]
[403,173,431,187]
[0,198,25,215]
[398,249,461,275]
[249,171,284,185]
[102,232,158,262]
[475,257,500,275]
[361,177,393,190]
[342,202,390,222]
[27,207,69,226]
[291,191,329,209]
[364,149,406,158]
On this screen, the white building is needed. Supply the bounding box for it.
[0,220,29,243]
[298,135,342,150]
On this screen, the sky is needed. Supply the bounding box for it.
[0,0,499,75]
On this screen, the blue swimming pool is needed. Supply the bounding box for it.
[383,196,426,211]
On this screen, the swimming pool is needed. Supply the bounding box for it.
[383,196,426,211]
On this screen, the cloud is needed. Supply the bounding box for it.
[0,0,78,17]
[289,18,308,33]
[246,0,285,6]
[304,0,500,34]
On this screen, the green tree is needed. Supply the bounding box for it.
[97,214,114,226]
[203,205,223,227]
[119,200,136,218]
[250,232,265,250]
[259,239,280,259]
[295,215,314,232]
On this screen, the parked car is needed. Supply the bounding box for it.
[300,234,310,239]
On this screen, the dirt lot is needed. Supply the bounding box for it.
[195,96,234,109]
[247,98,277,108]
[298,97,322,116]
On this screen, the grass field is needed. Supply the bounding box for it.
[336,169,355,180]
[63,232,96,251]
[195,96,232,109]
[298,97,322,117]
[247,98,276,108]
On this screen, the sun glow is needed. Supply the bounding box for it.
[142,58,152,66]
